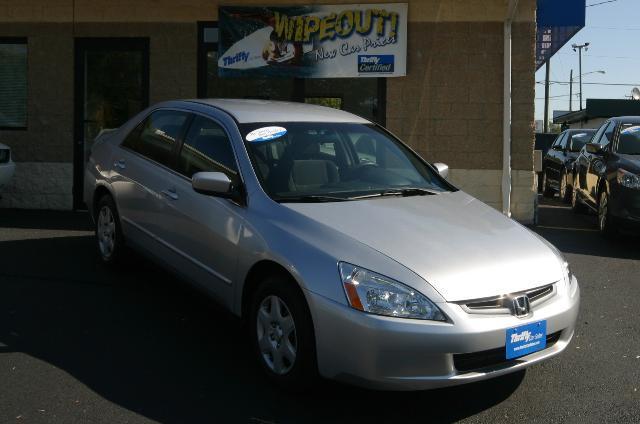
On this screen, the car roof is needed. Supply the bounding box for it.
[185,99,371,124]
[566,129,595,134]
[611,116,640,124]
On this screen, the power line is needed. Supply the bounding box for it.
[586,0,619,6]
[586,25,640,30]
[536,80,640,87]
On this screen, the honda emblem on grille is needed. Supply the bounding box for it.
[511,295,531,317]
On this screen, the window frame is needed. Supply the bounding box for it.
[175,113,242,182]
[599,121,617,150]
[120,108,192,170]
[119,107,247,195]
[613,122,640,154]
[0,37,28,131]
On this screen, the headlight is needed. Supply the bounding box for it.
[617,169,640,189]
[339,262,445,321]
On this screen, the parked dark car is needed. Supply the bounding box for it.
[572,117,640,236]
[542,129,596,202]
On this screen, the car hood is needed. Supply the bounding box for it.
[283,191,563,302]
[618,154,640,173]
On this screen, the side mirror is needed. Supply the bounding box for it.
[192,171,232,196]
[552,144,563,151]
[585,143,605,155]
[432,162,449,179]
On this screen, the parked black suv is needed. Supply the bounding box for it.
[542,129,596,202]
[572,117,640,236]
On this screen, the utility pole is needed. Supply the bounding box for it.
[572,42,590,110]
[569,69,573,112]
[544,59,550,133]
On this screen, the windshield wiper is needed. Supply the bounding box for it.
[349,187,441,200]
[276,195,350,203]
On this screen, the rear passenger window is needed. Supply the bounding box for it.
[177,116,239,180]
[122,110,189,167]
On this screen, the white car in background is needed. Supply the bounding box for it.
[0,143,16,189]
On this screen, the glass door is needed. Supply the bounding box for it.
[73,38,149,209]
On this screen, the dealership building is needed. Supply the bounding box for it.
[0,0,537,222]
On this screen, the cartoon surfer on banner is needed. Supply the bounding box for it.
[262,30,295,63]
[219,20,303,71]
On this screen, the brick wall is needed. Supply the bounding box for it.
[386,11,537,222]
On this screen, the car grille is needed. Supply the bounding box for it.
[459,284,556,315]
[453,331,562,373]
[0,148,9,164]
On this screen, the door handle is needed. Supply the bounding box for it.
[113,159,126,170]
[161,188,179,200]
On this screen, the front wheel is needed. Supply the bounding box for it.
[542,170,555,198]
[95,195,125,265]
[571,176,587,214]
[559,170,571,203]
[598,190,618,238]
[250,276,318,391]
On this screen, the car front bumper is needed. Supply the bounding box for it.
[0,161,16,187]
[307,278,580,391]
[610,185,640,230]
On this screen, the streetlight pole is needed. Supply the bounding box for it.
[569,69,573,112]
[572,42,590,110]
[544,59,550,133]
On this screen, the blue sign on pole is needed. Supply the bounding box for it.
[536,0,586,70]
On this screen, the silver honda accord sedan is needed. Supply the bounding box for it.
[85,99,579,391]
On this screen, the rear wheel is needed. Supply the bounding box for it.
[542,170,555,198]
[250,275,317,391]
[95,194,125,265]
[598,190,618,238]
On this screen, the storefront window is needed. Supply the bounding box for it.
[0,38,27,129]
[197,23,385,124]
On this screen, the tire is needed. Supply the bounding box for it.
[542,170,555,198]
[250,275,318,391]
[95,194,125,265]
[559,170,571,203]
[571,176,588,214]
[598,190,618,238]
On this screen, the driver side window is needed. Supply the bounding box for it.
[597,122,615,148]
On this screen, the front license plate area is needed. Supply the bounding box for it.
[506,320,547,360]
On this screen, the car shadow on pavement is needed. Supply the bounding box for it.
[0,232,524,424]
[0,209,92,231]
[535,196,640,260]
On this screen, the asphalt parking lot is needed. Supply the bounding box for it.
[1,197,639,424]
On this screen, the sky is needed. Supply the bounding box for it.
[534,0,640,121]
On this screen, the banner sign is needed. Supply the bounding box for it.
[218,4,407,78]
[536,0,586,70]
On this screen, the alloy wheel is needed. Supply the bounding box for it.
[599,192,608,231]
[256,295,297,375]
[560,173,567,199]
[97,205,116,259]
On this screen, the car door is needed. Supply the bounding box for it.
[577,122,607,198]
[157,113,245,306]
[557,132,572,175]
[545,132,566,185]
[585,121,616,207]
[110,109,191,261]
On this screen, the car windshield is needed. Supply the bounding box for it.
[569,131,594,152]
[239,122,453,201]
[618,124,640,155]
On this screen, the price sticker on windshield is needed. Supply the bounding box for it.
[246,126,287,143]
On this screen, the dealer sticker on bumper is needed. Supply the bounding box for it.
[506,320,547,360]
